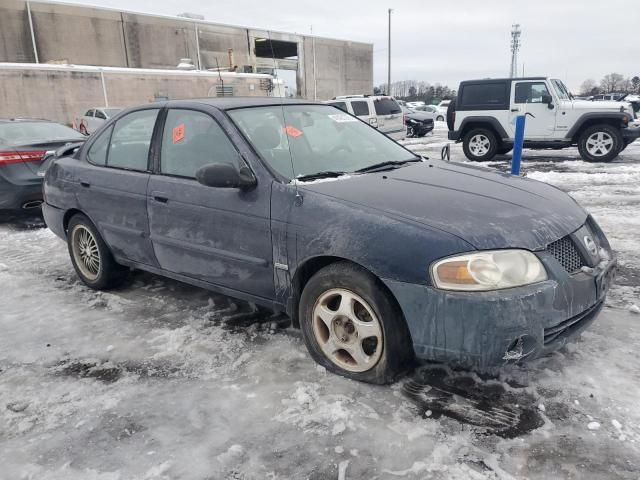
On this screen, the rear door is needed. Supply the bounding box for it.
[73,107,160,266]
[350,100,377,128]
[146,106,273,299]
[373,97,404,137]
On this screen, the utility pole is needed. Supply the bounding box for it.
[387,8,392,95]
[510,24,521,78]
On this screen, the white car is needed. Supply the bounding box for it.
[74,107,122,135]
[325,95,404,139]
[412,104,443,122]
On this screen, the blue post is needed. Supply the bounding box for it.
[511,115,526,175]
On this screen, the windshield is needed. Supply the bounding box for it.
[228,105,417,180]
[551,79,572,101]
[0,121,84,147]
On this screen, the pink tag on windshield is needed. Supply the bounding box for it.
[283,125,303,138]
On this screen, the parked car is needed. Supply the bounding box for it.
[74,107,123,135]
[412,104,444,122]
[400,106,435,137]
[43,98,616,383]
[448,76,640,162]
[0,118,85,211]
[325,95,404,139]
[406,101,425,109]
[591,93,626,102]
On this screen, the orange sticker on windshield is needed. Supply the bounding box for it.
[283,125,303,138]
[172,124,185,144]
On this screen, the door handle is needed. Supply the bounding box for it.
[510,108,520,112]
[151,191,169,203]
[80,181,90,188]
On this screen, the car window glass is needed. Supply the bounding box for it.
[329,102,348,112]
[461,83,508,108]
[85,109,94,117]
[87,125,113,166]
[351,101,370,116]
[514,82,551,104]
[374,98,401,115]
[161,109,241,178]
[107,109,159,171]
[551,79,571,101]
[95,110,107,120]
[0,121,84,147]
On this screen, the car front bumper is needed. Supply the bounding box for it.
[382,249,617,371]
[0,176,43,210]
[622,120,640,141]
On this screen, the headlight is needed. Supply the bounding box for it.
[431,250,547,291]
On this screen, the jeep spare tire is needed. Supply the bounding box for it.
[446,98,457,131]
[462,128,498,162]
[577,124,624,163]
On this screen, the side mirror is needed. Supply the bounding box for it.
[195,163,256,191]
[541,94,554,109]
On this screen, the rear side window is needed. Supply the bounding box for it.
[329,102,348,112]
[460,83,509,109]
[87,125,113,166]
[160,109,241,178]
[374,98,401,115]
[351,101,370,116]
[514,82,551,104]
[107,109,159,171]
[95,110,107,120]
[85,110,94,117]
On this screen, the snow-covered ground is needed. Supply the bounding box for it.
[1,123,639,479]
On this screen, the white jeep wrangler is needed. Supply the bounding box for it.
[447,77,640,162]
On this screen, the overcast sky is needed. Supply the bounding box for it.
[57,0,638,92]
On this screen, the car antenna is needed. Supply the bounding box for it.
[267,30,301,202]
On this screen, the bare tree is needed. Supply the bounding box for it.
[580,79,599,96]
[600,73,625,93]
[633,76,640,94]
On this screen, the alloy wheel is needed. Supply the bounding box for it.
[586,131,614,157]
[71,225,101,281]
[312,288,383,373]
[469,134,491,156]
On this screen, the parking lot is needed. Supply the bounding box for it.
[1,123,639,479]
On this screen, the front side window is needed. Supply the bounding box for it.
[95,110,107,120]
[85,109,94,117]
[351,101,370,116]
[107,109,159,171]
[87,125,113,166]
[514,82,551,104]
[160,109,241,178]
[228,105,417,180]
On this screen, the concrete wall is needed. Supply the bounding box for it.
[0,0,373,101]
[0,65,271,125]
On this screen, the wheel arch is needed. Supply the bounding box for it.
[459,116,509,143]
[566,113,628,142]
[288,255,407,332]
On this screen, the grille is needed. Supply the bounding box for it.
[546,236,585,273]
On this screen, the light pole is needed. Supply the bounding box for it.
[387,8,392,95]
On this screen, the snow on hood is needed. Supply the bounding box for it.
[299,160,588,250]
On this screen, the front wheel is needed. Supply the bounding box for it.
[436,115,444,122]
[299,262,413,384]
[577,124,623,162]
[406,126,415,138]
[463,128,498,162]
[67,213,127,289]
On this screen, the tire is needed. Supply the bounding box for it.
[577,124,624,163]
[299,262,413,384]
[406,126,415,138]
[67,213,127,289]
[436,115,444,122]
[497,146,512,155]
[462,128,498,162]
[446,98,457,131]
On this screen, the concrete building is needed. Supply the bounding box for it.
[0,0,373,123]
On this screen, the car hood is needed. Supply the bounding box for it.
[299,161,587,250]
[406,112,434,122]
[570,99,631,111]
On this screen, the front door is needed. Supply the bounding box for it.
[147,107,274,300]
[74,108,160,266]
[509,81,558,139]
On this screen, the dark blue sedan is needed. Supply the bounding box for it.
[42,98,617,383]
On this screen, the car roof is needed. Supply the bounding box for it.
[165,97,315,110]
[460,77,547,85]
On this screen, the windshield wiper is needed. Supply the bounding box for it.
[296,170,347,182]
[354,157,422,174]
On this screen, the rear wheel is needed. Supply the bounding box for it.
[436,115,444,122]
[67,213,127,289]
[299,262,413,384]
[463,128,498,162]
[577,124,623,162]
